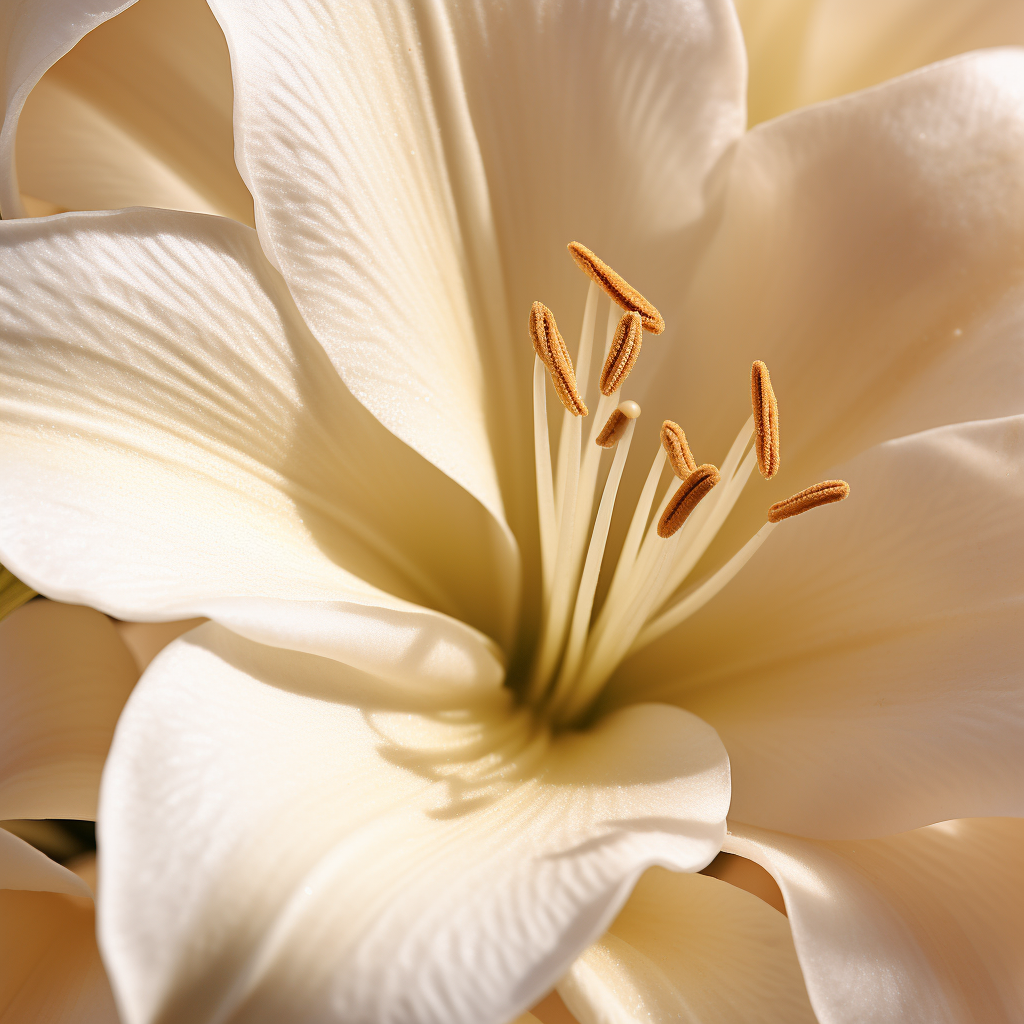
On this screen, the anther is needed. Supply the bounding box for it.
[661,420,697,477]
[657,464,720,538]
[599,311,643,395]
[768,480,850,523]
[568,242,665,335]
[750,360,780,479]
[529,301,587,416]
[595,400,640,448]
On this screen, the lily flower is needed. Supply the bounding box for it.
[1,3,1023,1024]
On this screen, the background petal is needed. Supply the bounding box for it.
[16,0,254,223]
[558,868,816,1024]
[0,208,515,671]
[736,0,1024,126]
[99,623,729,1024]
[0,600,137,821]
[0,827,92,898]
[614,416,1024,838]
[206,0,746,535]
[727,818,1024,1024]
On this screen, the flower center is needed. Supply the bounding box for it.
[524,243,849,728]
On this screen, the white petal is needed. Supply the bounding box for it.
[727,818,1024,1024]
[17,0,254,223]
[206,0,746,527]
[737,0,1024,124]
[617,416,1024,839]
[0,600,137,821]
[0,827,92,898]
[0,208,514,672]
[630,48,1024,485]
[558,868,816,1024]
[0,0,138,217]
[98,623,729,1024]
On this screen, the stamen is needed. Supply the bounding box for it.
[750,360,780,479]
[567,242,666,335]
[599,311,643,395]
[657,464,720,538]
[596,400,641,448]
[768,479,850,522]
[533,356,557,594]
[661,420,697,477]
[529,301,587,416]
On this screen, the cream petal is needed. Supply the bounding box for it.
[0,827,92,898]
[737,0,1024,125]
[0,0,138,218]
[558,868,816,1024]
[205,0,746,531]
[0,600,137,821]
[0,208,514,672]
[726,818,1024,1024]
[98,623,729,1024]
[17,0,254,224]
[617,416,1024,839]
[113,619,205,673]
[629,48,1024,489]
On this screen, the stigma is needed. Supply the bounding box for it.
[527,242,849,726]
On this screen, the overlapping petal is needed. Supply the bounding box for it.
[0,207,515,675]
[629,48,1024,493]
[205,0,746,532]
[737,0,1024,126]
[558,867,816,1024]
[726,818,1024,1024]
[615,416,1024,838]
[98,623,729,1024]
[15,0,254,223]
[1,832,117,1023]
[0,599,138,821]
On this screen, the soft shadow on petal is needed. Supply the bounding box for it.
[630,49,1024,498]
[98,623,729,1024]
[0,600,138,821]
[206,0,746,540]
[558,868,816,1024]
[16,0,254,223]
[616,416,1024,839]
[0,207,517,661]
[0,0,138,218]
[113,618,205,673]
[0,833,117,1023]
[726,818,1024,1024]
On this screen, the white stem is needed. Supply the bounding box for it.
[529,414,582,700]
[574,281,600,404]
[552,419,635,706]
[631,522,777,652]
[533,356,557,597]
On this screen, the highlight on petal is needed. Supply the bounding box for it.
[0,599,138,821]
[98,623,729,1024]
[727,818,1024,1024]
[0,207,517,670]
[16,0,255,223]
[558,868,816,1024]
[618,415,1024,839]
[1,831,118,1022]
[206,0,746,535]
[0,0,138,217]
[635,48,1024,484]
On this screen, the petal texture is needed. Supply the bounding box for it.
[206,0,746,529]
[98,623,729,1024]
[0,0,137,217]
[630,48,1024,489]
[558,868,816,1024]
[16,0,254,223]
[617,416,1024,838]
[726,818,1024,1024]
[0,600,137,821]
[0,208,515,670]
